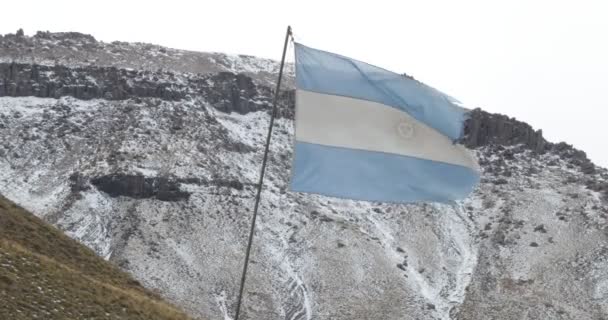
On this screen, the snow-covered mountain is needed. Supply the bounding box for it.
[1,30,607,320]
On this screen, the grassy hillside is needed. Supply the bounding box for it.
[0,195,194,320]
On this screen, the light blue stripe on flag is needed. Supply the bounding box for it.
[295,43,467,140]
[292,142,480,203]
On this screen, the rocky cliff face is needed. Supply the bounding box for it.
[462,108,548,152]
[1,30,607,320]
[463,109,602,184]
[0,62,293,116]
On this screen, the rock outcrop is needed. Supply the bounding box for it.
[0,30,295,88]
[462,108,548,152]
[0,62,294,116]
[90,174,190,202]
[0,63,185,101]
[1,30,607,320]
[463,108,598,178]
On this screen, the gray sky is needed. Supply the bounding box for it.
[2,0,607,167]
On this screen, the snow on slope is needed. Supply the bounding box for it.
[2,93,607,320]
[1,31,608,320]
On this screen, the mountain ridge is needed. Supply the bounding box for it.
[0,29,295,88]
[1,29,607,320]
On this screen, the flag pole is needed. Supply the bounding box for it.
[233,25,292,320]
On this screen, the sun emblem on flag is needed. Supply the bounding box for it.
[396,119,415,140]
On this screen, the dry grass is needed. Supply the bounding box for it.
[0,195,194,320]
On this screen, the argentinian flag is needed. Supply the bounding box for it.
[290,43,480,203]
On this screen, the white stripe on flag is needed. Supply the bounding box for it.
[295,89,478,170]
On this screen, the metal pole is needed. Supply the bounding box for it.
[233,25,292,320]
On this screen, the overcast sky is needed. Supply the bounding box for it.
[2,0,607,167]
